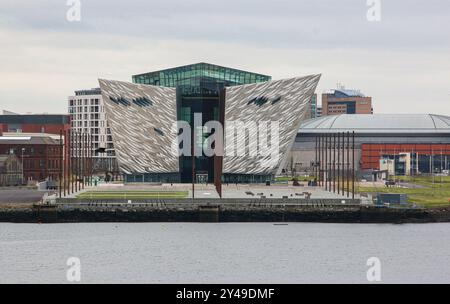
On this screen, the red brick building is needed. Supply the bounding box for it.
[0,135,63,182]
[0,114,70,182]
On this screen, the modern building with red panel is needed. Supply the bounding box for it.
[290,114,450,177]
[361,143,450,174]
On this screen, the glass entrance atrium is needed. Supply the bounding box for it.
[130,63,271,183]
[132,62,271,87]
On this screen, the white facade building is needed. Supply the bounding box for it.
[68,88,118,176]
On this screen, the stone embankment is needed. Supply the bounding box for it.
[1,198,449,223]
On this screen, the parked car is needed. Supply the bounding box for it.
[385,180,396,186]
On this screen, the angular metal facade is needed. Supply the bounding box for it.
[98,74,321,179]
[223,75,321,175]
[98,79,179,174]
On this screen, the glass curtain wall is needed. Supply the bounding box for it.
[132,63,271,87]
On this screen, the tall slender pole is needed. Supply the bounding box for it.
[86,132,89,187]
[77,131,81,192]
[73,131,78,192]
[432,148,434,185]
[74,131,77,192]
[80,132,86,189]
[63,130,67,197]
[316,135,319,185]
[85,133,89,186]
[70,130,73,194]
[59,129,63,198]
[83,132,86,188]
[80,131,84,190]
[66,129,69,196]
[318,134,322,186]
[341,132,345,196]
[327,133,329,191]
[337,132,340,195]
[324,134,326,188]
[86,132,89,186]
[441,149,443,186]
[89,133,92,186]
[91,134,93,186]
[352,131,355,200]
[328,133,332,192]
[191,124,195,199]
[429,147,432,176]
[315,135,318,181]
[73,130,77,193]
[333,133,336,193]
[347,131,350,198]
[21,148,24,184]
[80,132,84,190]
[68,130,71,195]
[319,134,322,187]
[321,134,324,187]
[325,134,328,191]
[64,130,69,196]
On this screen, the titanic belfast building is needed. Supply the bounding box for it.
[98,63,320,184]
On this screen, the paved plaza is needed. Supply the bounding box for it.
[70,182,357,200]
[0,188,54,204]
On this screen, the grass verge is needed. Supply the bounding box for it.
[76,191,189,199]
[358,176,450,208]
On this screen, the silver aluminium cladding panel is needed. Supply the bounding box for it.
[98,79,179,174]
[223,75,321,175]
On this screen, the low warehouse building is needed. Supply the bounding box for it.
[288,114,450,178]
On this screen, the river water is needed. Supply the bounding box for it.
[1,223,449,284]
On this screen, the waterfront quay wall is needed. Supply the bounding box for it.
[1,197,449,223]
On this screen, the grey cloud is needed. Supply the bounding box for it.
[1,0,449,49]
[0,0,449,116]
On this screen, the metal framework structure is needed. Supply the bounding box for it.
[315,131,356,198]
[57,129,93,198]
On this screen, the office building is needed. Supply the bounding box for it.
[322,87,373,116]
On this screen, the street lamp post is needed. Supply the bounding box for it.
[21,147,25,185]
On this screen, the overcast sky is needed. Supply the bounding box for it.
[0,0,449,114]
